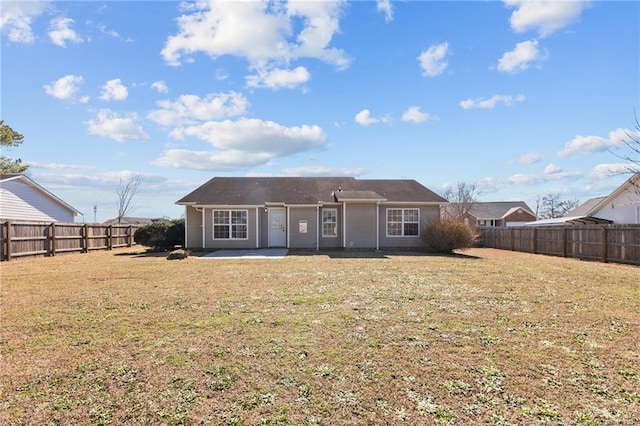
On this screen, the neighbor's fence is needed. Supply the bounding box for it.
[479,225,640,265]
[0,221,140,261]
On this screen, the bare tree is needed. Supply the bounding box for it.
[441,182,481,221]
[536,193,580,219]
[116,173,142,224]
[615,112,640,194]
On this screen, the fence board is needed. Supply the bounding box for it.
[480,225,640,265]
[0,221,139,261]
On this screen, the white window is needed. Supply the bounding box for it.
[387,208,419,236]
[322,208,338,237]
[213,210,248,240]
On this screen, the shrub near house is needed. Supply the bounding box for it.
[422,219,479,253]
[134,219,184,250]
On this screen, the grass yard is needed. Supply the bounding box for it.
[1,248,638,425]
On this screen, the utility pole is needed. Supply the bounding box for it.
[93,205,97,223]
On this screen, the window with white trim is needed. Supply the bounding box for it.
[213,210,248,239]
[322,208,338,237]
[387,208,419,236]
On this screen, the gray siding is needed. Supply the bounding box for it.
[379,204,439,249]
[289,207,318,249]
[184,206,203,248]
[202,208,259,249]
[344,203,377,248]
[0,179,75,222]
[320,205,342,249]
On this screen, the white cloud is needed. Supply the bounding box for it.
[505,0,587,37]
[28,161,95,171]
[43,74,84,100]
[156,117,326,171]
[86,109,149,142]
[508,166,581,185]
[497,40,545,73]
[161,0,349,71]
[154,149,270,171]
[590,163,633,179]
[173,118,326,156]
[48,16,82,47]
[0,1,46,43]
[418,42,449,77]
[281,166,366,176]
[99,78,128,101]
[558,128,639,157]
[246,66,310,89]
[460,94,525,109]
[544,163,562,174]
[376,0,393,22]
[401,106,431,123]
[147,92,248,126]
[151,81,169,93]
[508,173,545,185]
[355,109,377,126]
[354,109,391,126]
[515,152,541,164]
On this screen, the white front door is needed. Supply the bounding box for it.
[268,208,286,247]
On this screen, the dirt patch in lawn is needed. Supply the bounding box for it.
[1,247,638,425]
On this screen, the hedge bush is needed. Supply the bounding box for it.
[422,219,478,253]
[134,219,184,250]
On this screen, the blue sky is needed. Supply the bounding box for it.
[1,0,638,222]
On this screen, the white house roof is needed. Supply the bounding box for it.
[586,173,640,215]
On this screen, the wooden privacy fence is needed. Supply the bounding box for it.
[0,221,140,261]
[479,225,640,265]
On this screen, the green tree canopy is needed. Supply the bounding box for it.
[0,120,28,174]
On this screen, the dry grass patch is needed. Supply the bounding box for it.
[1,248,638,425]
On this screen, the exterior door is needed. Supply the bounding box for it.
[268,208,286,247]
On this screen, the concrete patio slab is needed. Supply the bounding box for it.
[198,248,288,259]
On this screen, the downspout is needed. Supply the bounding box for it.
[201,207,206,249]
[256,207,260,248]
[316,206,322,251]
[286,206,290,248]
[376,201,380,251]
[342,202,347,248]
[184,206,189,248]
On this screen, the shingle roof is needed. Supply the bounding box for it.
[564,196,607,217]
[467,201,534,219]
[176,177,446,206]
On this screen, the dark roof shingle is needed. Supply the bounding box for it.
[177,177,446,205]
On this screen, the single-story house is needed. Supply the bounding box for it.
[525,173,640,226]
[176,177,448,250]
[444,201,536,227]
[0,173,81,222]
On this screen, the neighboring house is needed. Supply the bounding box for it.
[103,217,167,226]
[444,201,536,227]
[176,177,447,250]
[0,173,81,222]
[525,173,640,226]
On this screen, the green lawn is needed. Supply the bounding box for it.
[1,248,638,425]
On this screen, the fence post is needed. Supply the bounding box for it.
[3,221,10,261]
[83,224,88,252]
[532,228,537,254]
[50,222,56,257]
[107,225,112,250]
[128,225,133,247]
[562,227,567,257]
[601,227,608,263]
[510,228,515,251]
